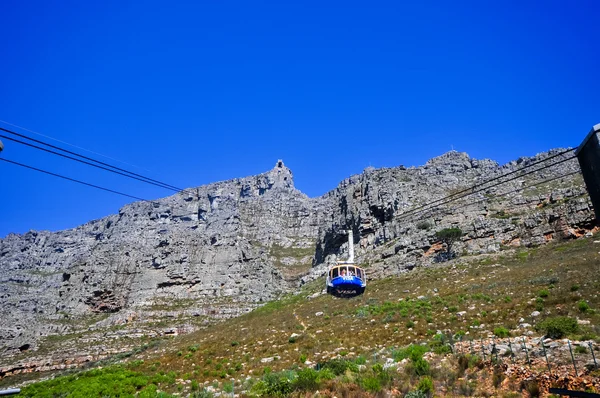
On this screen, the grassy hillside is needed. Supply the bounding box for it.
[7,236,600,397]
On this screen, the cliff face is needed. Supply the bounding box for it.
[0,160,325,357]
[0,151,594,364]
[309,150,592,281]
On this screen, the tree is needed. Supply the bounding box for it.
[435,227,463,255]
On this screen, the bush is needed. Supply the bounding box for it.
[417,376,434,394]
[570,284,580,292]
[251,371,294,397]
[537,316,578,339]
[578,300,590,313]
[494,327,510,338]
[359,375,381,393]
[322,358,358,375]
[293,368,319,391]
[538,289,549,298]
[393,344,429,362]
[354,355,367,365]
[20,366,160,398]
[435,227,463,254]
[413,358,430,376]
[433,344,452,355]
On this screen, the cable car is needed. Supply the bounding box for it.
[326,230,366,297]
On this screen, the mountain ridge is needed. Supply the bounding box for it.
[0,148,591,368]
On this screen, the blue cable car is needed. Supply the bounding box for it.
[326,264,366,297]
[326,230,366,297]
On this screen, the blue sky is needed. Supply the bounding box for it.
[1,0,599,237]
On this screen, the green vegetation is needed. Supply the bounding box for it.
[493,327,510,338]
[435,227,463,254]
[578,300,590,313]
[20,365,174,398]
[537,316,579,338]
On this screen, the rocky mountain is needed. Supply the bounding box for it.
[0,150,593,368]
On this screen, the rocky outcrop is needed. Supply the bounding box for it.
[0,151,594,365]
[0,160,324,357]
[307,149,592,281]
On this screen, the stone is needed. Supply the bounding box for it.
[315,312,324,317]
[531,311,541,317]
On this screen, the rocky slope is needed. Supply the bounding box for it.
[0,150,593,366]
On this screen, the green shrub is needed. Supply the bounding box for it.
[537,316,578,338]
[222,382,234,393]
[231,341,239,346]
[392,344,429,362]
[317,368,336,381]
[575,345,588,354]
[413,358,430,376]
[417,376,434,394]
[494,327,510,338]
[435,227,463,254]
[570,284,580,292]
[293,368,319,391]
[20,366,160,398]
[360,375,382,393]
[538,289,549,298]
[251,371,295,397]
[578,300,590,313]
[433,344,452,355]
[322,358,358,375]
[354,355,367,365]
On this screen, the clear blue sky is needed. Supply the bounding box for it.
[1,0,598,237]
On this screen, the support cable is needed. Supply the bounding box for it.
[396,154,578,222]
[0,134,181,192]
[0,158,146,201]
[397,148,575,219]
[0,127,183,191]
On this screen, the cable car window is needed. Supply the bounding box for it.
[331,268,339,278]
[356,269,362,279]
[348,266,356,276]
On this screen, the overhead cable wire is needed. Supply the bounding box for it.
[0,127,183,192]
[397,147,575,219]
[0,158,146,201]
[0,134,182,192]
[0,119,150,171]
[395,153,578,222]
[447,170,583,215]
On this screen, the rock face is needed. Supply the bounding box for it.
[308,150,592,280]
[0,160,323,356]
[0,151,594,362]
